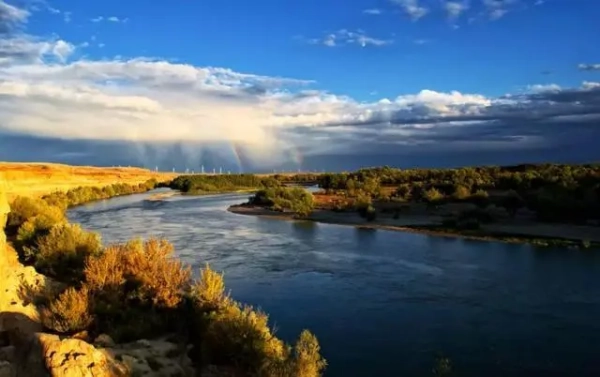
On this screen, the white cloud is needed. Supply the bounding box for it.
[482,0,517,20]
[63,12,72,23]
[0,0,29,33]
[0,37,75,65]
[527,83,561,93]
[444,1,469,20]
[582,81,600,89]
[91,16,127,23]
[363,8,383,15]
[307,29,393,48]
[413,38,430,45]
[107,16,128,23]
[390,0,429,20]
[579,63,600,71]
[2,52,600,159]
[489,8,508,19]
[52,40,75,62]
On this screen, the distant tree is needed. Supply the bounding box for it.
[452,185,471,200]
[423,188,444,203]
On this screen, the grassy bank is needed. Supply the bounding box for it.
[0,162,176,200]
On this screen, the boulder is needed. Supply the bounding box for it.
[38,333,129,377]
[0,361,15,377]
[93,334,115,348]
[106,337,196,376]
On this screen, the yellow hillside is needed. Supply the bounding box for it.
[0,162,177,200]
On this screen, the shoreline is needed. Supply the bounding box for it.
[182,188,257,196]
[228,205,599,249]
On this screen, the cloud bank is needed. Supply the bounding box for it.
[0,0,599,170]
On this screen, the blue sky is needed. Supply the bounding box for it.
[34,0,599,98]
[1,0,599,171]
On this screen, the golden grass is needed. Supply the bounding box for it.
[0,162,177,200]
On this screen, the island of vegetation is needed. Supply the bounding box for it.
[0,168,326,377]
[226,163,600,249]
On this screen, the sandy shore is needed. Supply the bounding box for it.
[228,205,600,247]
[146,191,178,201]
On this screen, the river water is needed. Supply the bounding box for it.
[68,190,600,377]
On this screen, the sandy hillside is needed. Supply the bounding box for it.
[0,162,177,200]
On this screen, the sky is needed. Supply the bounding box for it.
[0,0,599,172]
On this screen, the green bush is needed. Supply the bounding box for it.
[8,196,65,230]
[251,187,314,218]
[200,301,290,373]
[35,223,102,282]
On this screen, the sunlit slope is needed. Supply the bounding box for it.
[0,162,176,200]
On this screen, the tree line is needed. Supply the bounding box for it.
[316,164,600,224]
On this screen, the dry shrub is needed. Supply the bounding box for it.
[187,264,326,376]
[123,238,191,308]
[41,286,93,333]
[192,264,228,311]
[201,301,289,374]
[35,223,102,282]
[83,238,191,341]
[85,238,191,307]
[84,246,126,294]
[291,330,327,377]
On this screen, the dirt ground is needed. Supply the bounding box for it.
[0,162,176,200]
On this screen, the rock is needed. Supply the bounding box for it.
[0,361,15,377]
[93,334,115,348]
[0,312,42,336]
[38,333,129,377]
[70,331,90,342]
[105,337,195,376]
[135,339,151,348]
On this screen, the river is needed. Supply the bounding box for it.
[68,190,600,377]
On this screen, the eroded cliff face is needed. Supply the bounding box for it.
[0,178,9,256]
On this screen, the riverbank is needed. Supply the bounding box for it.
[228,205,600,248]
[183,188,257,196]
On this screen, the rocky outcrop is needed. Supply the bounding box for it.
[95,336,195,377]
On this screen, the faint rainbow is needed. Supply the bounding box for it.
[228,142,244,173]
[289,145,303,171]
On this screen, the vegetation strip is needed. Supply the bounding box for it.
[4,179,326,376]
[220,163,600,248]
